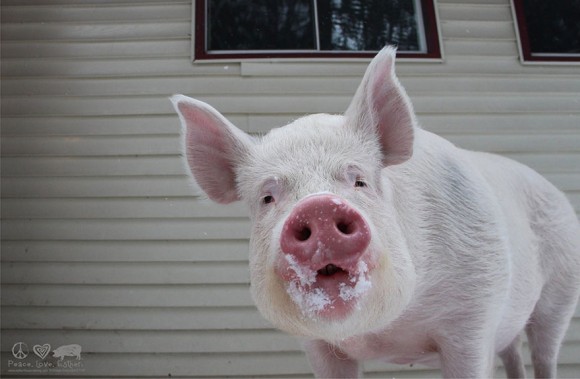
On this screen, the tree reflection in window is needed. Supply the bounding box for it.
[208,0,315,50]
[207,0,423,53]
[318,0,421,52]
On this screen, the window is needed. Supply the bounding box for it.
[194,0,441,60]
[512,0,580,63]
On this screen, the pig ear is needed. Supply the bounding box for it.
[170,95,253,204]
[345,46,416,166]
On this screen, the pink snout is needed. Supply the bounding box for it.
[280,194,371,272]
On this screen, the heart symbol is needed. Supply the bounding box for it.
[33,344,51,359]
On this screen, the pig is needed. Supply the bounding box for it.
[170,47,580,378]
[52,344,81,360]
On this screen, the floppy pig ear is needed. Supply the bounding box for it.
[170,95,253,204]
[345,46,416,166]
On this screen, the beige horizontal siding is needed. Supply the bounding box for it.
[1,3,191,22]
[2,262,250,285]
[5,76,580,97]
[1,198,249,218]
[2,306,267,330]
[240,59,580,76]
[1,0,579,378]
[2,284,254,307]
[1,176,195,197]
[0,240,249,262]
[1,219,251,240]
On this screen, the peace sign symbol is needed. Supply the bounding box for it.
[12,342,29,359]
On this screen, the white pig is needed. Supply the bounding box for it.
[171,47,580,378]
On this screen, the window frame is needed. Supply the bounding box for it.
[511,0,580,64]
[192,0,442,61]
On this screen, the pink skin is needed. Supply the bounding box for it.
[276,194,372,319]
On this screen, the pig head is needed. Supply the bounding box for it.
[171,47,580,378]
[172,47,417,340]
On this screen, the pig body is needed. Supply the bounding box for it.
[171,47,580,378]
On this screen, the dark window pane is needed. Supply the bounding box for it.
[196,0,441,59]
[317,0,421,51]
[208,0,316,51]
[524,0,580,54]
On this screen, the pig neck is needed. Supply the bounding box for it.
[382,127,505,316]
[385,128,455,280]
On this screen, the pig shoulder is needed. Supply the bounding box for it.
[385,130,515,328]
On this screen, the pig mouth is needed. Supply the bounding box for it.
[317,263,344,277]
[280,255,372,319]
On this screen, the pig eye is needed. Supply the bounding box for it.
[354,179,367,188]
[261,177,282,206]
[346,167,367,189]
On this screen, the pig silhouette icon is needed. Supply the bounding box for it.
[52,344,81,360]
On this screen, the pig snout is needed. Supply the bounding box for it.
[281,194,371,271]
[278,195,373,318]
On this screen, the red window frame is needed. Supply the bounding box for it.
[193,0,442,60]
[512,0,580,63]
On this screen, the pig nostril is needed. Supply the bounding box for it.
[295,227,312,242]
[337,221,354,235]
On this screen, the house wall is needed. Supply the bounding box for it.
[1,0,579,377]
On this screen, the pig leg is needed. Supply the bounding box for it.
[499,334,526,378]
[525,288,579,379]
[303,340,361,379]
[437,333,497,378]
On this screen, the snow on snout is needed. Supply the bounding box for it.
[285,254,316,286]
[338,261,372,303]
[283,254,372,318]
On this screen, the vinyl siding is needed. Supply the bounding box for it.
[1,0,579,377]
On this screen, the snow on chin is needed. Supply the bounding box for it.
[286,281,333,319]
[338,261,372,306]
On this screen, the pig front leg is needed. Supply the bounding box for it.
[437,335,497,378]
[304,340,361,379]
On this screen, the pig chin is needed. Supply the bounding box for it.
[250,245,411,341]
[257,250,407,341]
